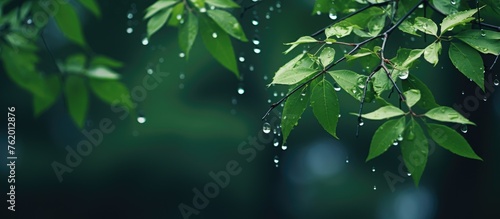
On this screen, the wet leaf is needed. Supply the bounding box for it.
[424,106,475,125]
[401,118,428,186]
[356,105,405,120]
[404,89,421,108]
[449,41,484,91]
[440,8,480,35]
[319,47,335,67]
[207,9,247,42]
[147,8,173,37]
[64,76,88,128]
[423,41,441,66]
[414,17,438,36]
[455,29,500,55]
[310,79,340,139]
[426,123,482,160]
[282,85,311,144]
[179,12,198,59]
[367,117,406,161]
[271,67,318,85]
[283,36,318,54]
[402,74,440,110]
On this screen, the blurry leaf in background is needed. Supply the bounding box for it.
[89,79,134,109]
[34,75,61,117]
[54,3,86,47]
[77,0,101,18]
[64,76,89,128]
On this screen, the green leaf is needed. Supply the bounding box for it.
[167,2,184,27]
[283,36,317,54]
[440,8,479,35]
[402,49,424,67]
[86,67,121,80]
[1,45,43,94]
[325,23,353,38]
[271,67,318,85]
[312,0,330,14]
[424,106,475,125]
[205,0,240,8]
[448,41,484,91]
[207,9,247,42]
[33,75,61,117]
[319,47,335,67]
[179,12,198,59]
[78,0,101,18]
[64,54,86,74]
[189,0,206,10]
[404,89,421,108]
[345,48,373,61]
[482,0,500,15]
[366,117,406,161]
[64,76,88,128]
[147,8,173,37]
[89,79,134,109]
[54,3,86,46]
[401,118,428,186]
[310,79,340,139]
[5,33,37,50]
[328,70,374,102]
[281,85,311,144]
[432,0,466,15]
[426,123,482,160]
[367,15,386,36]
[273,53,305,81]
[90,56,123,68]
[455,29,500,55]
[372,69,399,95]
[423,41,441,66]
[357,105,405,120]
[199,15,239,76]
[402,74,440,110]
[399,20,421,36]
[144,0,178,19]
[413,17,437,36]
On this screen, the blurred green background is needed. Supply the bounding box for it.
[1,0,500,218]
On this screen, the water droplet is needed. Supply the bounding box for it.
[461,90,465,95]
[249,65,255,71]
[407,172,412,177]
[212,32,218,38]
[179,83,185,89]
[481,29,486,37]
[126,27,133,34]
[372,167,376,172]
[137,116,146,124]
[142,37,149,45]
[399,70,409,80]
[345,157,349,163]
[281,145,287,150]
[393,141,399,146]
[237,87,245,95]
[179,73,185,79]
[210,5,215,10]
[273,92,278,97]
[276,1,281,8]
[179,52,185,58]
[328,8,337,20]
[274,155,279,163]
[316,10,321,15]
[280,92,285,97]
[397,134,403,141]
[147,68,153,74]
[265,12,271,19]
[252,38,260,45]
[460,124,468,134]
[451,0,456,5]
[333,83,341,91]
[494,79,499,86]
[252,19,259,26]
[263,122,271,134]
[263,75,268,80]
[358,119,364,126]
[483,96,487,102]
[199,7,207,13]
[127,13,133,19]
[267,99,272,103]
[238,56,245,62]
[418,4,424,8]
[373,185,377,190]
[231,97,237,105]
[269,6,274,11]
[254,47,261,54]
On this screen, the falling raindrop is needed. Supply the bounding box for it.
[329,8,338,20]
[373,185,377,190]
[407,172,412,177]
[179,52,185,58]
[267,99,272,103]
[252,38,260,45]
[254,47,261,54]
[483,96,487,102]
[461,124,468,133]
[262,122,272,134]
[269,6,274,11]
[142,37,149,45]
[273,138,279,147]
[316,10,321,15]
[265,12,271,19]
[212,32,218,38]
[127,13,133,19]
[273,92,278,97]
[372,167,376,172]
[252,19,259,26]
[345,157,350,163]
[280,92,285,97]
[333,82,341,91]
[281,145,287,150]
[179,83,185,89]
[263,75,268,80]
[494,79,499,86]
[249,65,255,71]
[239,56,245,62]
[450,0,456,5]
[137,116,146,124]
[126,27,133,34]
[461,90,465,95]
[199,7,207,13]
[179,73,185,79]
[237,87,245,95]
[481,29,486,37]
[147,68,153,74]
[274,155,279,163]
[231,97,237,105]
[358,119,364,126]
[393,141,399,146]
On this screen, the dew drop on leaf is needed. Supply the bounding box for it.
[399,70,409,80]
[450,0,456,5]
[480,29,486,37]
[179,52,185,58]
[199,7,207,13]
[263,122,271,134]
[237,87,245,95]
[494,79,499,86]
[397,134,403,141]
[212,32,218,38]
[142,37,149,45]
[328,8,337,20]
[333,82,341,91]
[461,124,468,133]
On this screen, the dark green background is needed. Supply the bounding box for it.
[1,0,499,218]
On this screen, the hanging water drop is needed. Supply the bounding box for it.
[393,141,399,146]
[252,38,260,45]
[126,27,133,34]
[212,32,218,38]
[274,155,279,164]
[179,52,185,58]
[142,37,149,45]
[481,29,486,37]
[333,83,341,91]
[373,185,377,190]
[137,116,146,124]
[345,157,349,163]
[252,19,259,26]
[407,172,412,177]
[397,134,403,141]
[450,0,456,5]
[262,122,271,134]
[372,167,376,172]
[328,8,338,20]
[147,68,153,74]
[460,124,468,134]
[281,145,287,150]
[249,65,255,71]
[494,79,499,86]
[358,118,364,127]
[254,47,261,54]
[239,56,245,62]
[399,70,409,80]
